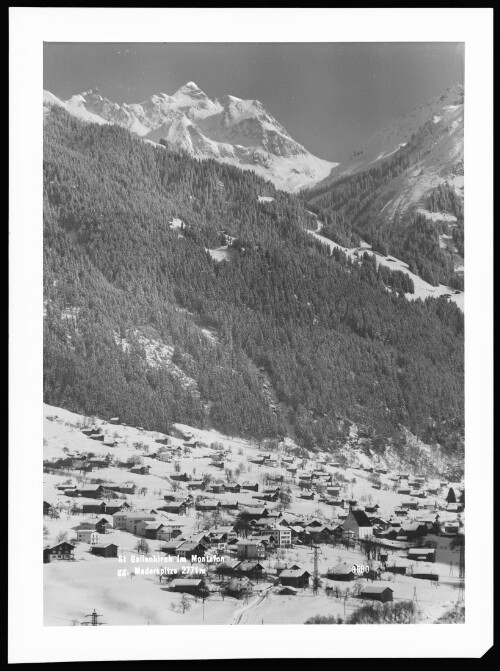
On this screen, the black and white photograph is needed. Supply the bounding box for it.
[9,7,493,662]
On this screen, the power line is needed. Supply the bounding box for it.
[81,609,105,626]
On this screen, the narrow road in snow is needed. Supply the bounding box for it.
[230,586,273,625]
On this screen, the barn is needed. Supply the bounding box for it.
[359,585,394,603]
[91,543,119,558]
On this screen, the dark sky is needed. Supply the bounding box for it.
[44,42,464,162]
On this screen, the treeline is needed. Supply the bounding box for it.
[43,106,464,452]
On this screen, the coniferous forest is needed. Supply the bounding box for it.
[43,107,464,455]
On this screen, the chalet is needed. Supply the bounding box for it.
[143,522,166,540]
[394,507,408,517]
[91,543,119,558]
[169,579,205,594]
[305,525,335,543]
[442,522,460,536]
[170,472,190,482]
[286,467,298,475]
[76,530,99,544]
[399,522,427,540]
[187,481,206,491]
[227,577,252,597]
[105,502,126,515]
[364,504,380,514]
[109,417,120,424]
[128,465,151,475]
[398,488,412,495]
[43,501,53,515]
[403,500,421,510]
[219,500,240,511]
[195,500,219,512]
[279,569,311,589]
[241,482,259,492]
[161,541,185,556]
[77,516,112,534]
[159,502,187,515]
[175,542,207,560]
[376,468,387,474]
[407,548,436,563]
[235,561,264,580]
[241,506,268,520]
[43,542,75,563]
[157,526,183,543]
[82,428,97,436]
[76,485,105,499]
[236,539,266,560]
[206,483,226,494]
[225,484,241,494]
[342,508,373,539]
[359,585,394,603]
[327,563,355,581]
[384,560,408,575]
[106,483,136,495]
[81,501,107,515]
[299,492,315,500]
[113,513,156,533]
[89,434,105,442]
[327,498,345,507]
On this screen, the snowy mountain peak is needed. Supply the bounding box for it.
[43,82,338,192]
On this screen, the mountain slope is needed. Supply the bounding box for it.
[43,82,337,192]
[303,84,464,290]
[43,105,464,456]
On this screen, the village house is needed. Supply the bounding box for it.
[327,563,355,581]
[342,508,374,539]
[43,542,75,563]
[90,543,119,558]
[236,539,266,560]
[241,482,259,492]
[175,541,207,560]
[269,526,292,547]
[195,500,219,512]
[279,569,311,589]
[407,548,436,563]
[187,480,206,491]
[81,501,107,515]
[159,502,188,515]
[128,465,151,475]
[77,516,112,534]
[43,501,53,515]
[169,578,205,594]
[234,561,265,580]
[76,529,99,544]
[124,513,157,534]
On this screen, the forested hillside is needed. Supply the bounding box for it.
[303,116,464,290]
[43,106,464,454]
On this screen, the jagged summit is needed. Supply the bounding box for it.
[42,81,338,192]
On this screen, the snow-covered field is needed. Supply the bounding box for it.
[306,214,464,311]
[43,404,464,626]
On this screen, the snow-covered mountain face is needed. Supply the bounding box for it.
[43,82,338,192]
[317,84,464,215]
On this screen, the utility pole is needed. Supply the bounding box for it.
[82,609,105,626]
[309,544,322,595]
